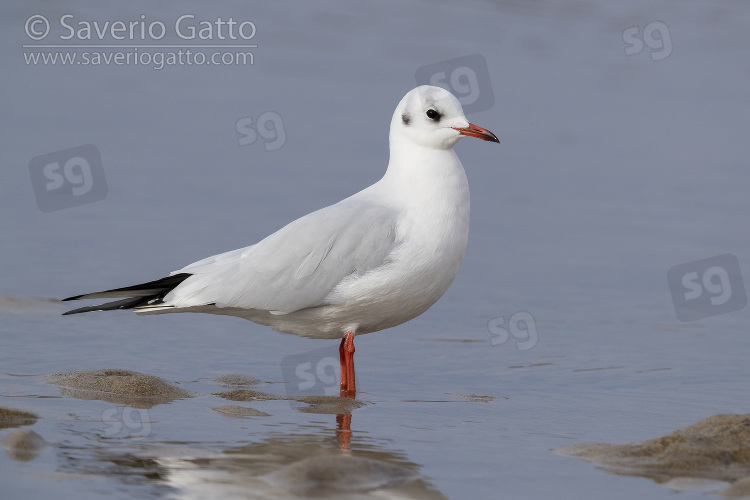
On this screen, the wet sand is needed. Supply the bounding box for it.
[15,366,750,498]
[559,415,750,496]
[14,365,750,498]
[1,368,447,499]
[45,369,194,409]
[0,406,38,429]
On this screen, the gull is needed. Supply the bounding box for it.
[62,85,499,397]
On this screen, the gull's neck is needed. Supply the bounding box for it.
[377,135,468,208]
[375,131,471,278]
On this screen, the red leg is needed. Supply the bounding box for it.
[339,331,356,398]
[336,413,352,451]
[339,336,348,395]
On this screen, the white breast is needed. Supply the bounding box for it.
[321,146,471,334]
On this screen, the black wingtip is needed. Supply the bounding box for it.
[61,273,192,304]
[61,296,152,316]
[61,308,85,315]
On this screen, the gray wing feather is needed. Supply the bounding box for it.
[165,199,398,314]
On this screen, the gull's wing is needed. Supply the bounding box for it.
[163,198,399,314]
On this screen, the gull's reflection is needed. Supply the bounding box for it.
[54,418,447,499]
[40,369,446,498]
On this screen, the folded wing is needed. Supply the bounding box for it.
[163,199,399,314]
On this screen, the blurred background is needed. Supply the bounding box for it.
[2,1,749,499]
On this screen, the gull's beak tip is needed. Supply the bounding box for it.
[453,123,500,143]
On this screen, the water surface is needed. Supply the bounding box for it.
[2,1,750,498]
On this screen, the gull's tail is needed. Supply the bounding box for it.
[61,273,192,315]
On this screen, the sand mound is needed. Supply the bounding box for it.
[215,389,367,414]
[722,477,750,498]
[0,407,39,429]
[213,405,271,418]
[559,414,750,491]
[45,369,193,409]
[213,374,262,388]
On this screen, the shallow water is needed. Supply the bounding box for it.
[2,0,750,498]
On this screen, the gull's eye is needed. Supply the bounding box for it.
[426,109,441,121]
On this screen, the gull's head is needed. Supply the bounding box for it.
[391,85,499,150]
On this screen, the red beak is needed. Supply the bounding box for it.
[453,123,500,143]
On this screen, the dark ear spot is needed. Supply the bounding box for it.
[401,113,411,125]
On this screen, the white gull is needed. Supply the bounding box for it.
[63,85,499,396]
